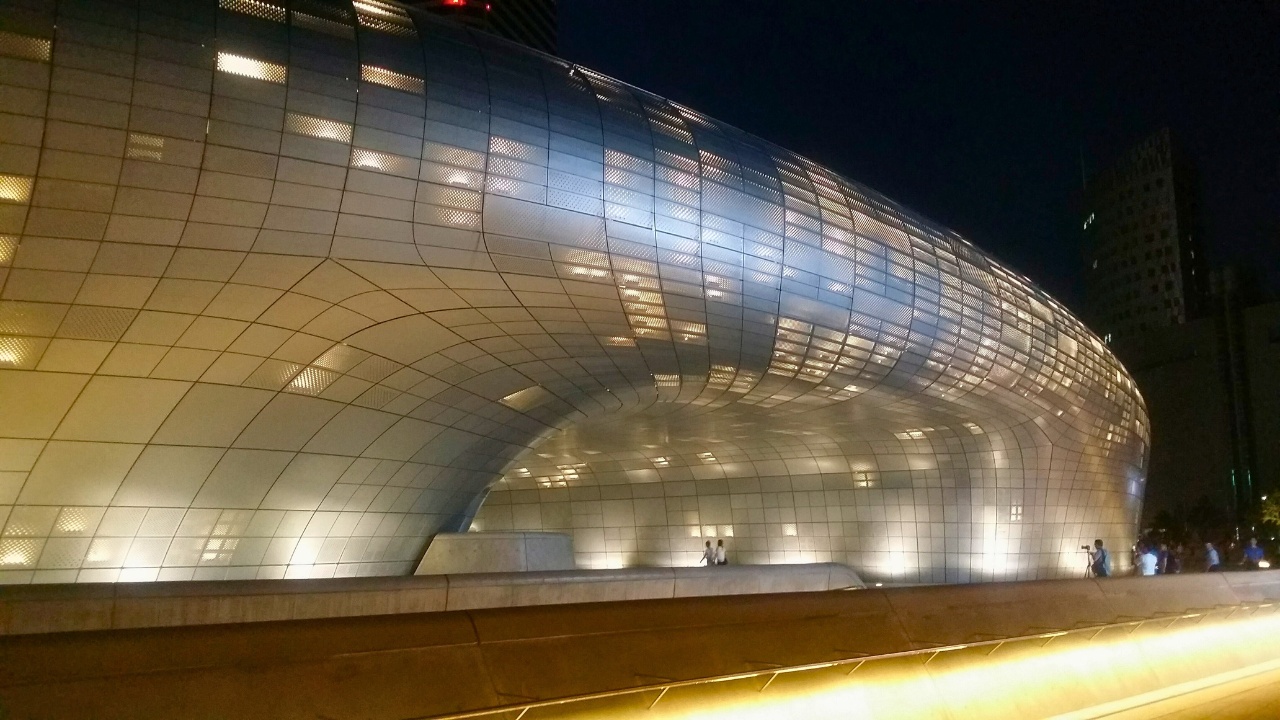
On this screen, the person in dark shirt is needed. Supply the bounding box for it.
[1090,539,1111,577]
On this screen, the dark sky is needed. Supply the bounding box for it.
[556,2,1280,311]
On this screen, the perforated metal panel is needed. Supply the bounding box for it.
[0,0,1146,585]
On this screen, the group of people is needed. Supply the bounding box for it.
[1088,537,1268,577]
[1131,541,1185,575]
[700,539,728,566]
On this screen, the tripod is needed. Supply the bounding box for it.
[1082,548,1095,579]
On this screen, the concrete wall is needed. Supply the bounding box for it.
[2,572,1279,719]
[415,532,575,574]
[0,563,862,635]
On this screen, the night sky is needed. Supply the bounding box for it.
[556,2,1280,311]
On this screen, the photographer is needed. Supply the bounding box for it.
[1087,539,1111,577]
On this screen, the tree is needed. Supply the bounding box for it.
[1261,496,1280,529]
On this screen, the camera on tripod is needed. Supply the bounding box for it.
[1081,545,1091,550]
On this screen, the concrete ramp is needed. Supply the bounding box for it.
[0,563,862,635]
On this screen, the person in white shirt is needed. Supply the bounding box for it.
[700,540,715,566]
[1205,542,1222,571]
[1137,544,1158,576]
[714,539,727,566]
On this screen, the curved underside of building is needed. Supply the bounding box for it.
[0,0,1147,584]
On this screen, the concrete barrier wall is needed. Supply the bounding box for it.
[0,563,863,635]
[1,572,1279,719]
[415,532,577,574]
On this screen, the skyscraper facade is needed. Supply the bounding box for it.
[1082,129,1207,343]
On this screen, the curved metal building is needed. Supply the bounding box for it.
[0,0,1147,584]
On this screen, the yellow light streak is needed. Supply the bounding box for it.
[651,609,1280,720]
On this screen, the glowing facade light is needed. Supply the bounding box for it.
[0,337,35,367]
[349,148,415,175]
[642,608,1280,720]
[0,235,16,266]
[216,52,286,83]
[126,133,165,161]
[501,386,552,412]
[218,0,286,22]
[360,64,425,94]
[0,31,52,62]
[0,174,33,204]
[285,366,339,396]
[284,113,353,143]
[353,0,417,36]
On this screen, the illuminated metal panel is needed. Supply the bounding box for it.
[215,52,287,83]
[0,0,1145,585]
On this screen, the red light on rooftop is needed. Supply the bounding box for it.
[443,0,466,5]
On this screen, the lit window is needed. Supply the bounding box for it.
[216,52,287,84]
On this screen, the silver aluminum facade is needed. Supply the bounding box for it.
[0,0,1147,584]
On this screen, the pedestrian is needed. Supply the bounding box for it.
[1156,543,1170,574]
[1136,544,1158,576]
[1090,539,1111,577]
[1168,544,1183,574]
[700,540,715,566]
[1204,542,1222,572]
[1244,538,1265,570]
[714,538,727,566]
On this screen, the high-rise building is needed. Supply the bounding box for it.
[1116,267,1279,530]
[1082,128,1207,342]
[409,0,557,55]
